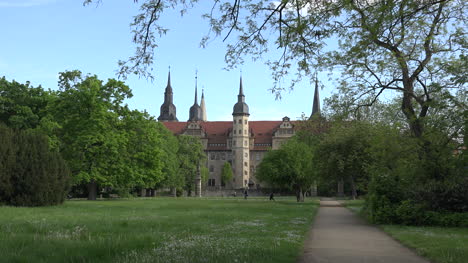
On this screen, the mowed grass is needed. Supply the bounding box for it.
[382,225,468,263]
[343,200,468,263]
[0,197,318,263]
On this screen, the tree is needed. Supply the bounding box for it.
[0,124,70,206]
[176,135,206,196]
[118,110,167,193]
[315,121,374,199]
[84,0,466,139]
[221,162,233,186]
[51,70,133,200]
[256,137,316,202]
[0,77,61,149]
[156,123,181,197]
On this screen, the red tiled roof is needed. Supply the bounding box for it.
[162,120,295,151]
[250,121,282,144]
[162,122,188,135]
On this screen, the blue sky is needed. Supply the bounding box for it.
[0,0,336,121]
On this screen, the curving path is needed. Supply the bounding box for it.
[298,199,430,263]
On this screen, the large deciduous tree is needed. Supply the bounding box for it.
[315,121,374,199]
[84,0,466,139]
[176,135,206,196]
[256,137,316,202]
[52,70,133,200]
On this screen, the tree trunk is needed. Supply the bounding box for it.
[350,177,357,200]
[296,186,304,202]
[87,180,97,200]
[337,179,344,197]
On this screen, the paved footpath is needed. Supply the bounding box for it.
[298,200,430,263]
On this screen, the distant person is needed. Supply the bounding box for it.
[233,191,237,197]
[269,192,275,201]
[244,189,248,199]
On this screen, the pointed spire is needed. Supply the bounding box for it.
[233,73,249,116]
[194,71,198,104]
[239,75,244,96]
[167,66,171,88]
[200,88,207,121]
[188,70,202,121]
[311,72,321,118]
[158,67,178,122]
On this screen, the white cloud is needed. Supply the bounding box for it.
[0,0,57,7]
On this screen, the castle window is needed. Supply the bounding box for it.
[244,120,247,124]
[229,140,232,147]
[233,130,236,134]
[239,119,242,124]
[216,153,220,160]
[244,140,248,146]
[244,129,247,135]
[256,153,260,161]
[211,153,215,160]
[244,152,248,158]
[288,129,293,134]
[244,162,248,167]
[209,165,214,172]
[233,140,236,146]
[239,129,241,134]
[221,153,226,160]
[208,179,215,186]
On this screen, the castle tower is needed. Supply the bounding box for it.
[232,76,250,189]
[310,72,321,119]
[158,70,178,122]
[200,89,207,121]
[188,74,202,121]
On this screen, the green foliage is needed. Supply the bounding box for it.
[0,77,60,149]
[221,162,233,185]
[176,135,206,195]
[51,70,173,199]
[0,77,53,129]
[315,121,374,198]
[0,124,70,206]
[256,136,316,202]
[364,123,468,226]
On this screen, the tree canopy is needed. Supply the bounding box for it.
[256,136,317,202]
[84,0,466,139]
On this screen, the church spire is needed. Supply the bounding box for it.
[188,71,202,121]
[233,75,249,116]
[200,88,207,121]
[158,68,178,122]
[310,72,321,118]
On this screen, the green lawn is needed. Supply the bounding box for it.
[343,200,468,263]
[0,197,318,263]
[382,225,468,263]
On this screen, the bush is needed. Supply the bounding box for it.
[0,124,70,206]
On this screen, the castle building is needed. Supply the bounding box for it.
[159,72,320,190]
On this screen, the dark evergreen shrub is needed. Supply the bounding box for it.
[0,124,70,206]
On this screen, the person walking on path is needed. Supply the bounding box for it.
[244,189,248,199]
[269,192,275,201]
[298,199,430,263]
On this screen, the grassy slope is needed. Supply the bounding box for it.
[0,197,318,263]
[343,200,468,263]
